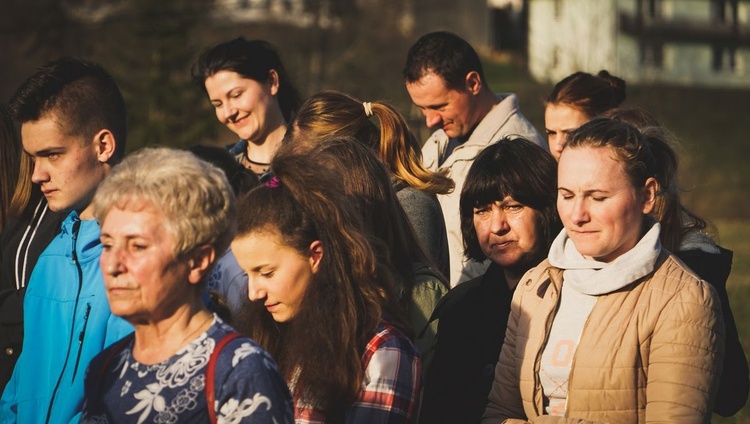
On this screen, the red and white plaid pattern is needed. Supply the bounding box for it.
[294,320,421,423]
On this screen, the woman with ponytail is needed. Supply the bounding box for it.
[232,149,421,422]
[602,107,749,417]
[483,118,724,423]
[285,90,453,278]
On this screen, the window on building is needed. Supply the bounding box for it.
[641,0,663,18]
[640,40,664,68]
[713,45,738,72]
[712,0,740,23]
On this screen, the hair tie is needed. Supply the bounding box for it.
[363,102,373,117]
[265,176,281,188]
[260,171,281,188]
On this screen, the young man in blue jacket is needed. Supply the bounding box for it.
[0,57,133,423]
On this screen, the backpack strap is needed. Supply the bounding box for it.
[206,332,243,424]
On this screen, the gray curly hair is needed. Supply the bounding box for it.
[92,147,236,259]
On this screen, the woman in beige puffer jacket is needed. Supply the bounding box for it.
[482,118,725,424]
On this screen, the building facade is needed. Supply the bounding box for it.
[528,0,750,87]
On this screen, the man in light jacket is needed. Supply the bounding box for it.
[403,31,546,286]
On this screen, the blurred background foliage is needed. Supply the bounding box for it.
[0,0,418,150]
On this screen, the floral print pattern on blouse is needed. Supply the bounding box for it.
[81,316,293,423]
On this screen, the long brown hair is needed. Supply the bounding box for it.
[298,138,446,314]
[286,90,454,195]
[234,152,405,416]
[0,103,27,231]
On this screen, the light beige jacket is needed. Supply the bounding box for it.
[421,93,545,287]
[482,253,725,424]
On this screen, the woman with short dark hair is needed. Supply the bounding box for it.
[420,138,560,424]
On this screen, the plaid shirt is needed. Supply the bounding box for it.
[295,320,422,423]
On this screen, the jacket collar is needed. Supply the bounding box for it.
[60,210,102,263]
[425,93,519,169]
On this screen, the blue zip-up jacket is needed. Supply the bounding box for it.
[0,211,133,423]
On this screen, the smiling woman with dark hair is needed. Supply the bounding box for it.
[194,37,301,177]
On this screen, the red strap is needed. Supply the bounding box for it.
[206,332,243,424]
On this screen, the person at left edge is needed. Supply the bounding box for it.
[0,57,133,424]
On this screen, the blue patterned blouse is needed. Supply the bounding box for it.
[81,316,293,423]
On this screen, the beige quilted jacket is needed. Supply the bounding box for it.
[482,252,725,424]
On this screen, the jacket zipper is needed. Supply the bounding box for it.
[45,218,84,424]
[71,303,92,383]
[534,272,562,417]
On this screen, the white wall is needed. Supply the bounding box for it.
[528,0,619,83]
[529,0,750,87]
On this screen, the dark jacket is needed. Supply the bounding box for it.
[419,262,514,424]
[0,194,64,393]
[677,247,749,416]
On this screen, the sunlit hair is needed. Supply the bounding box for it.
[601,107,708,252]
[565,117,658,191]
[460,138,560,262]
[10,57,127,163]
[403,31,487,90]
[284,90,454,195]
[234,150,405,416]
[291,137,445,313]
[0,103,26,230]
[8,154,33,227]
[600,106,659,128]
[92,147,236,260]
[546,70,626,119]
[192,37,301,123]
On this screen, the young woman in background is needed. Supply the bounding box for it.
[544,70,626,160]
[194,37,301,176]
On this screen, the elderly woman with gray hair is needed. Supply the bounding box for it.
[80,148,293,423]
